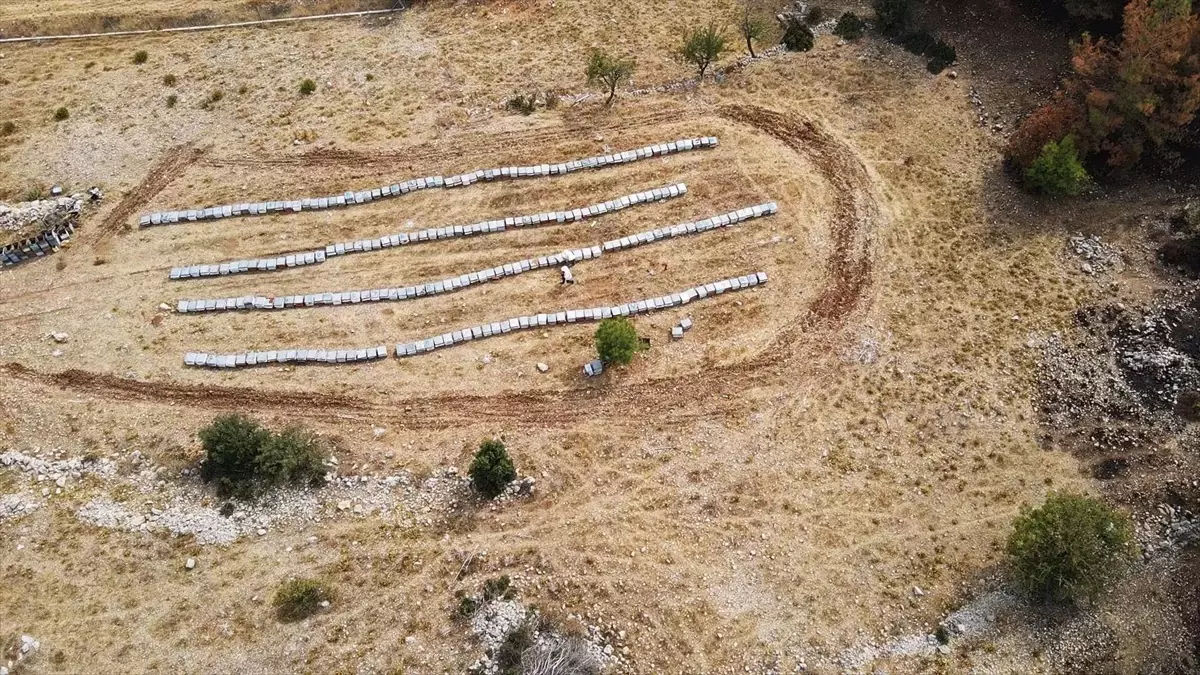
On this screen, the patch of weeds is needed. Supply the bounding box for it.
[132,50,148,65]
[53,107,69,121]
[273,578,331,622]
[166,94,178,108]
[299,78,316,96]
[0,121,15,136]
[162,74,176,86]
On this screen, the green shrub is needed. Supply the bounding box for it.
[162,74,176,86]
[675,22,728,80]
[197,414,328,500]
[1024,135,1090,197]
[1007,492,1134,604]
[166,94,178,108]
[833,12,866,40]
[198,414,271,499]
[132,50,148,65]
[806,5,825,25]
[594,317,641,365]
[0,121,15,136]
[299,78,316,95]
[781,19,815,52]
[53,107,69,121]
[272,578,330,622]
[482,575,514,601]
[256,425,327,489]
[873,0,912,36]
[469,439,516,499]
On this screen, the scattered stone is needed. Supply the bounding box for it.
[50,332,70,343]
[536,362,549,373]
[185,558,196,570]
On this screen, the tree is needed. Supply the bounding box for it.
[469,439,516,499]
[834,12,866,40]
[198,414,271,499]
[197,414,328,500]
[594,317,641,365]
[1067,0,1200,169]
[585,50,636,106]
[1007,492,1135,604]
[738,4,770,58]
[873,0,912,37]
[1025,135,1091,196]
[256,425,328,489]
[676,23,729,80]
[782,19,815,52]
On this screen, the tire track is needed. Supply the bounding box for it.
[96,143,207,239]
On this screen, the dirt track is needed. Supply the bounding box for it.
[0,105,880,428]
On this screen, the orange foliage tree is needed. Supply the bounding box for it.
[1008,0,1200,172]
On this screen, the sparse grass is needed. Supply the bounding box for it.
[272,578,331,622]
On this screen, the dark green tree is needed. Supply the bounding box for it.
[469,439,517,499]
[594,317,641,365]
[585,50,636,106]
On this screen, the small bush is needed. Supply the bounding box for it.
[54,107,69,121]
[1024,135,1090,197]
[162,74,176,86]
[834,12,866,40]
[781,19,815,52]
[209,90,223,103]
[1005,101,1083,170]
[482,575,514,602]
[873,0,912,36]
[256,425,327,489]
[1,121,15,136]
[299,78,316,96]
[273,578,330,622]
[470,439,516,498]
[166,94,178,108]
[132,50,148,64]
[1007,492,1134,604]
[595,317,641,365]
[806,5,826,25]
[506,93,537,115]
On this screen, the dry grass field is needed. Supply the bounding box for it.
[0,1,1123,673]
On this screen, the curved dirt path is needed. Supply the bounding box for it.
[0,105,881,429]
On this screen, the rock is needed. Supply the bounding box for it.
[51,332,70,343]
[185,558,196,570]
[337,500,351,511]
[536,362,549,373]
[50,185,63,196]
[51,350,63,357]
[1081,262,1094,275]
[372,426,387,439]
[256,528,267,536]
[320,600,331,607]
[481,353,493,364]
[159,303,172,312]
[913,585,925,597]
[947,70,958,79]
